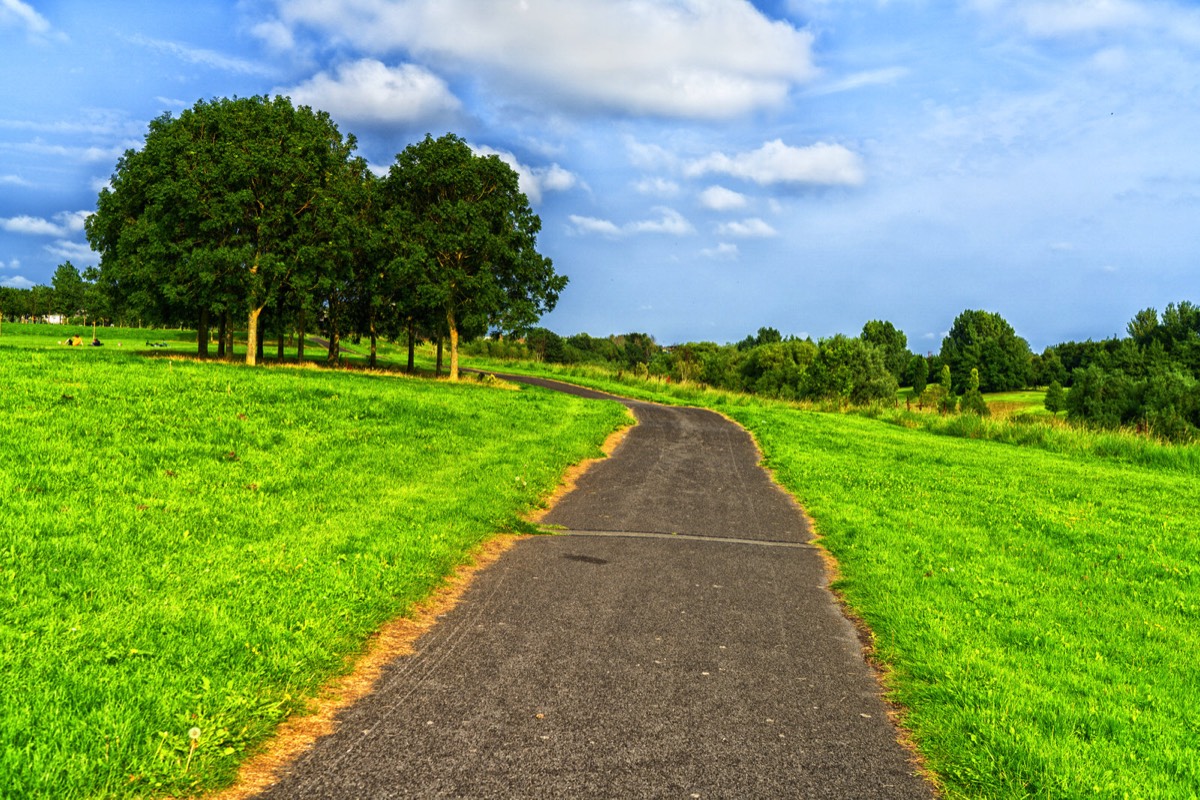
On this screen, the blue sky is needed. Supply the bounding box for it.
[2,0,1199,350]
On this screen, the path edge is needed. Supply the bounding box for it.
[709,406,943,796]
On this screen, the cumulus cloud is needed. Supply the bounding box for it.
[716,218,778,237]
[1,210,90,237]
[472,145,580,205]
[699,185,748,211]
[633,177,681,197]
[628,207,696,236]
[270,0,817,119]
[1,275,34,289]
[281,59,462,128]
[251,18,297,52]
[2,258,19,270]
[568,215,623,236]
[701,242,740,260]
[686,139,866,186]
[569,207,695,237]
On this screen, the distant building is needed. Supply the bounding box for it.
[44,314,66,325]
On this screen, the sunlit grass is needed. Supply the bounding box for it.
[0,341,627,798]
[464,353,1200,797]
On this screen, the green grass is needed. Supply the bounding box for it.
[0,342,628,798]
[464,354,1200,797]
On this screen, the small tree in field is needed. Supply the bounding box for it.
[960,367,990,415]
[937,364,957,414]
[1044,380,1066,416]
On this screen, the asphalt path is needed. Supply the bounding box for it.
[254,375,933,798]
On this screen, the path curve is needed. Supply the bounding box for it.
[253,375,934,798]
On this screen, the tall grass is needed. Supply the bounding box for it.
[0,343,627,798]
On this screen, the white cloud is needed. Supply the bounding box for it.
[568,214,622,236]
[473,145,579,205]
[272,0,817,119]
[569,206,695,237]
[686,139,866,187]
[0,0,53,37]
[701,242,740,260]
[633,177,681,197]
[126,34,271,76]
[628,207,696,236]
[0,211,91,237]
[699,185,748,211]
[0,275,34,289]
[716,218,778,237]
[2,258,19,270]
[281,59,462,128]
[1,174,31,187]
[251,18,297,52]
[45,240,96,263]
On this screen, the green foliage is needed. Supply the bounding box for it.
[860,319,910,381]
[805,334,899,404]
[1044,380,1066,415]
[905,354,928,394]
[958,368,990,415]
[382,133,564,379]
[940,309,1032,392]
[0,342,627,798]
[86,96,364,364]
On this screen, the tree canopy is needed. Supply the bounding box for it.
[940,309,1032,393]
[382,133,565,380]
[84,100,561,373]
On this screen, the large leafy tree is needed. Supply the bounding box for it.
[940,309,1032,393]
[383,133,565,380]
[87,96,360,363]
[860,319,910,382]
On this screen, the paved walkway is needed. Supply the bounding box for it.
[255,377,933,798]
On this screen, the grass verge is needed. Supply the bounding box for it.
[0,343,628,798]
[465,354,1200,798]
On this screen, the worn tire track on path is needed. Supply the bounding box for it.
[253,375,934,798]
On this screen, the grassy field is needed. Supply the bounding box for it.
[0,340,628,798]
[464,355,1200,798]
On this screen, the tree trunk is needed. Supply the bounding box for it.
[448,310,459,381]
[198,308,210,357]
[296,308,306,362]
[246,305,264,366]
[406,318,415,373]
[436,335,444,377]
[276,295,285,362]
[326,302,340,364]
[217,313,227,358]
[368,320,378,369]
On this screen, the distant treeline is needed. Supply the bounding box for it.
[468,302,1200,441]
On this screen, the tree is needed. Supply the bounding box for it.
[960,367,990,415]
[803,335,898,404]
[861,320,910,382]
[937,364,956,414]
[87,96,362,364]
[1044,380,1066,416]
[383,133,565,380]
[50,262,85,319]
[905,354,928,394]
[940,309,1032,393]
